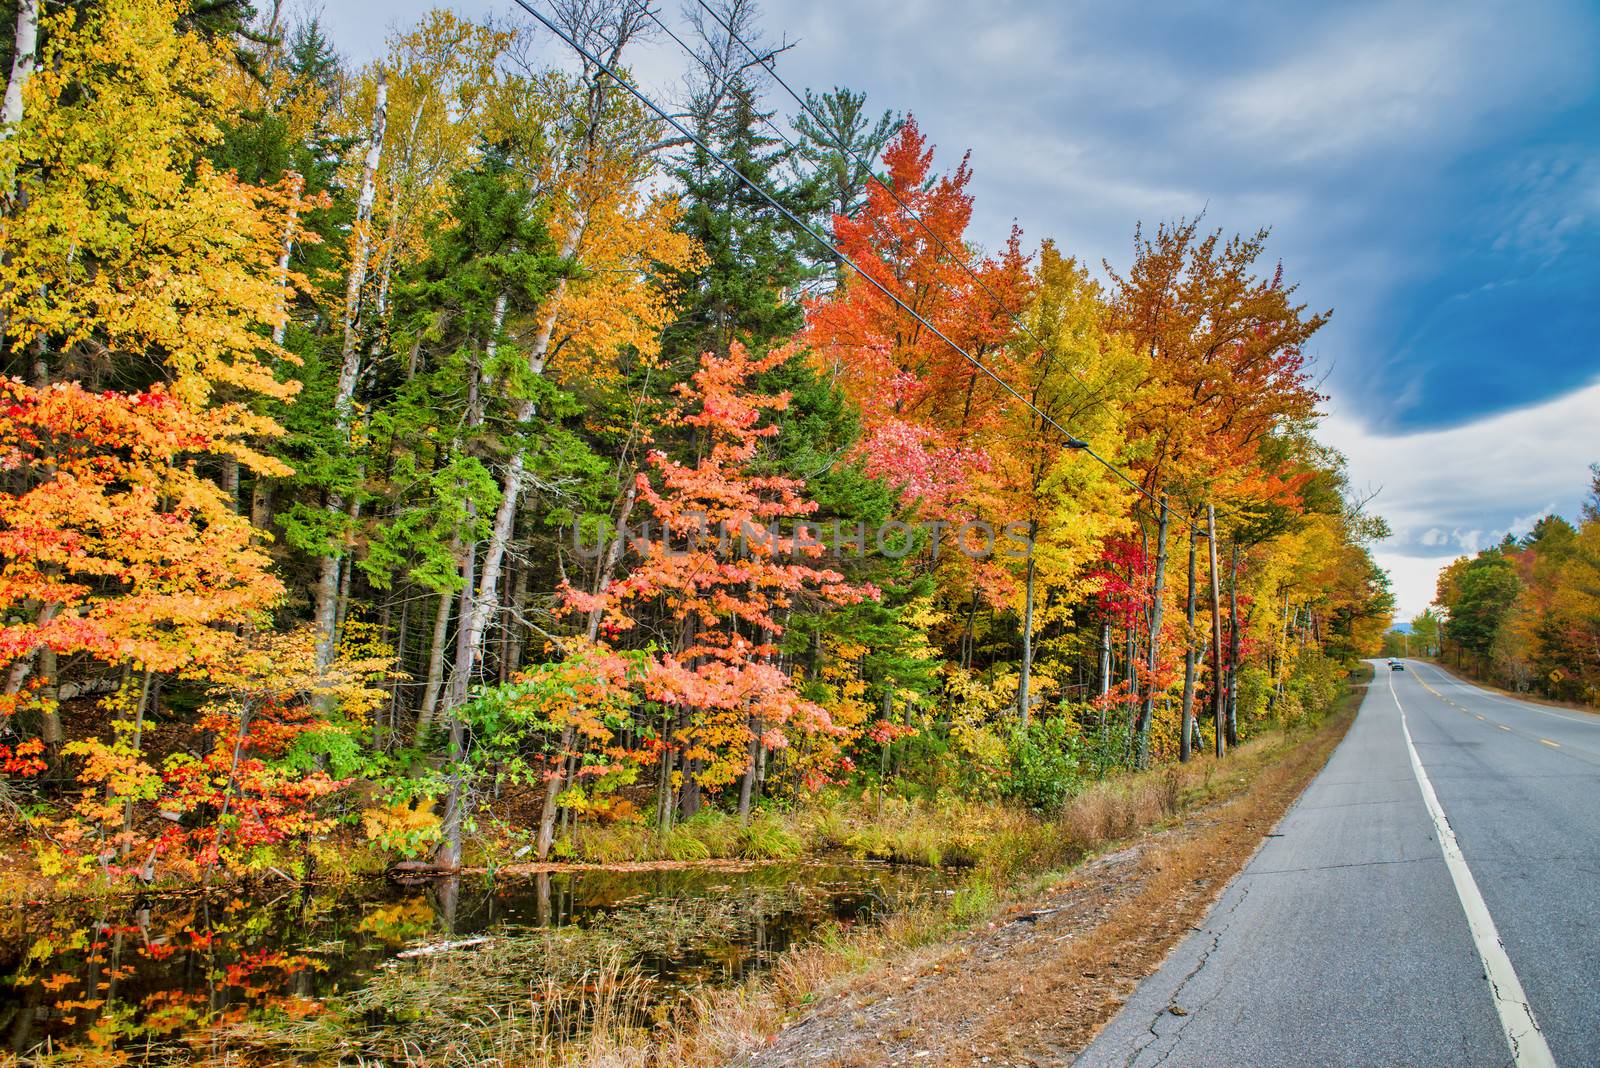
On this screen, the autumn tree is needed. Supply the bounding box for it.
[804,117,1030,533]
[567,343,871,843]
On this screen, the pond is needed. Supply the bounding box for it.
[0,860,956,1063]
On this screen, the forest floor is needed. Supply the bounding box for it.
[703,691,1363,1067]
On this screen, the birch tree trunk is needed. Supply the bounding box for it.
[1,0,38,138]
[1225,540,1241,747]
[1179,526,1198,762]
[270,172,303,347]
[442,290,518,700]
[446,278,566,703]
[0,0,40,346]
[1207,505,1226,758]
[1017,519,1038,727]
[314,73,388,673]
[433,341,490,869]
[1137,498,1169,768]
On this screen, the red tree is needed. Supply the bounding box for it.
[803,117,1032,524]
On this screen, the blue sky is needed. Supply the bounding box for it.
[319,0,1600,618]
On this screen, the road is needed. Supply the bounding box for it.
[1077,660,1600,1067]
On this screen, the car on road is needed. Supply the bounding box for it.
[1388,659,1405,670]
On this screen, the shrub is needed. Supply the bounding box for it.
[1001,716,1086,813]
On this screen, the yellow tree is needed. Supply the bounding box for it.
[990,243,1140,725]
[0,0,300,408]
[0,0,304,753]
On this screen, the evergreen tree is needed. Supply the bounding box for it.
[791,86,903,222]
[662,74,826,366]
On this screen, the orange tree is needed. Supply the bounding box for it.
[0,381,284,709]
[568,342,873,833]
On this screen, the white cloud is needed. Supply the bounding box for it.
[1375,550,1458,623]
[1206,1,1591,165]
[1320,381,1600,619]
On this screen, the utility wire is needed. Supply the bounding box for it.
[510,0,1161,511]
[689,0,1101,395]
[690,1,1268,531]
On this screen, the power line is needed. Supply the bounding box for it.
[688,1,1267,532]
[509,0,1161,511]
[689,0,1101,397]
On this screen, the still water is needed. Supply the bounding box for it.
[0,861,951,1062]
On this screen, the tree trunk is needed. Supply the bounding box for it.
[250,481,273,531]
[960,587,980,670]
[1225,540,1241,747]
[270,172,303,347]
[1179,525,1198,762]
[36,645,60,762]
[315,72,388,674]
[736,727,762,824]
[679,757,702,821]
[333,72,388,423]
[505,565,529,677]
[1137,498,1169,769]
[413,588,455,742]
[736,731,758,823]
[333,490,362,642]
[119,670,153,860]
[1207,504,1226,758]
[1098,622,1112,732]
[1017,519,1038,727]
[443,292,515,701]
[1,0,37,137]
[0,0,39,347]
[3,602,59,698]
[1124,620,1137,753]
[432,541,476,871]
[536,477,638,860]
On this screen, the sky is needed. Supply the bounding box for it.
[316,0,1600,621]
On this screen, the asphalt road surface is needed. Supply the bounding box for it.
[1077,659,1600,1067]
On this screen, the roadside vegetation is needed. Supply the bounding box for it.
[1386,468,1600,707]
[207,668,1368,1067]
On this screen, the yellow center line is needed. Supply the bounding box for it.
[1540,739,1561,749]
[1498,725,1511,732]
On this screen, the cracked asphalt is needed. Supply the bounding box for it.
[1076,660,1600,1067]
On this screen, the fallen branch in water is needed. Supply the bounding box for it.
[396,937,492,959]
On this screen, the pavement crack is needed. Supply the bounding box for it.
[1128,882,1254,1068]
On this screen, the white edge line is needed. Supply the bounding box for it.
[1390,672,1557,1067]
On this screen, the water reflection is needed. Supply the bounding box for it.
[0,861,949,1061]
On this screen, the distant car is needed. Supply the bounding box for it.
[1389,659,1405,671]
